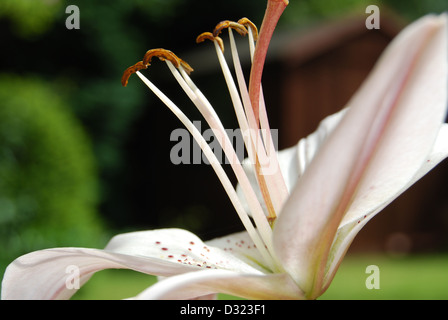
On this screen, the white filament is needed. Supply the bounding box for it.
[136,71,278,272]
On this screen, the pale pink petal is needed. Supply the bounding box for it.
[1,247,195,300]
[274,14,447,298]
[295,108,348,176]
[133,269,304,300]
[1,228,259,299]
[108,229,263,273]
[322,123,448,292]
[205,231,269,272]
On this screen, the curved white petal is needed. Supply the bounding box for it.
[133,269,305,300]
[1,247,196,300]
[205,231,270,272]
[107,229,262,273]
[295,108,348,176]
[1,228,259,299]
[274,14,447,298]
[323,123,448,292]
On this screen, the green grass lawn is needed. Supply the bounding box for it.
[72,254,448,300]
[321,254,448,300]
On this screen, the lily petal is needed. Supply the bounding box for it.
[274,14,447,298]
[133,269,304,300]
[295,108,348,177]
[205,231,268,272]
[1,228,259,299]
[1,247,194,300]
[323,123,448,292]
[108,229,264,273]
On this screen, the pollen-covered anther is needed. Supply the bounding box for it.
[237,18,259,41]
[196,32,224,52]
[121,61,148,87]
[142,48,194,74]
[213,20,248,38]
[179,59,194,75]
[142,48,183,68]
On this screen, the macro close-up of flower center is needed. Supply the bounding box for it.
[1,0,447,300]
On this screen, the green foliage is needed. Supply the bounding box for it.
[0,0,62,37]
[0,76,104,273]
[282,0,448,26]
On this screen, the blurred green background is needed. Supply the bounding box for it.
[0,0,447,299]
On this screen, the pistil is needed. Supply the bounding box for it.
[249,0,289,125]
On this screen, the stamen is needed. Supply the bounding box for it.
[236,19,281,171]
[121,61,148,87]
[165,58,277,260]
[238,18,258,62]
[234,29,290,218]
[237,18,259,41]
[213,20,248,38]
[195,22,288,226]
[134,69,278,272]
[196,32,224,53]
[143,48,179,67]
[226,28,288,223]
[122,13,289,270]
[179,59,194,75]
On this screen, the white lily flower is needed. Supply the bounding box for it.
[2,0,447,300]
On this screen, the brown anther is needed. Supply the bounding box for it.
[196,32,224,52]
[213,20,248,38]
[121,61,148,87]
[179,59,194,75]
[237,18,259,41]
[140,48,194,74]
[143,48,181,68]
[196,32,215,43]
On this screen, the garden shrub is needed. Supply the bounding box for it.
[0,75,104,274]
